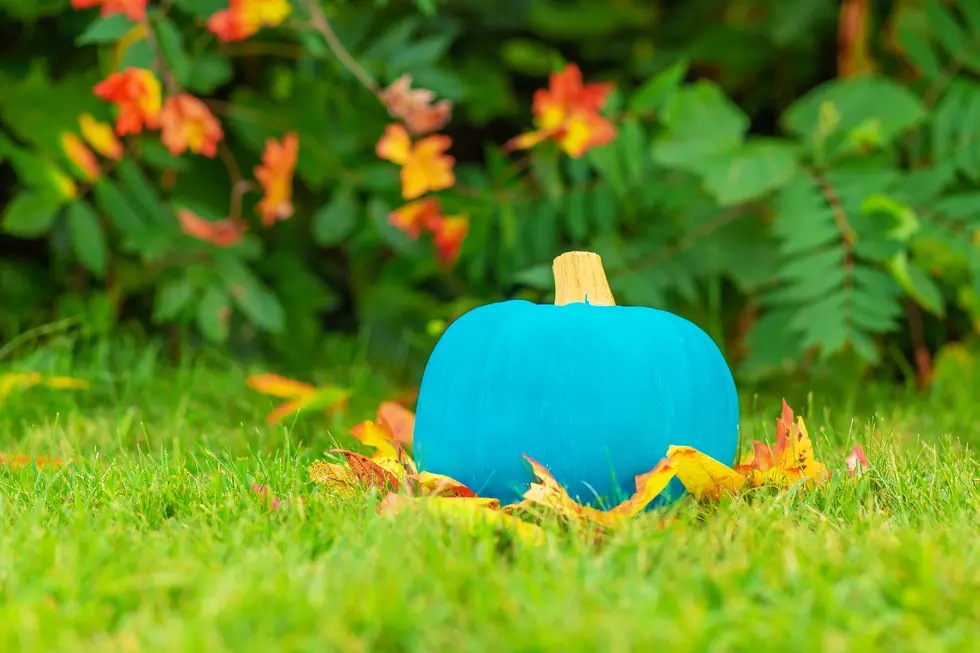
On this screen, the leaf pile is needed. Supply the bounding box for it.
[309,398,868,544]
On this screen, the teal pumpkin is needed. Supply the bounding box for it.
[413,252,739,506]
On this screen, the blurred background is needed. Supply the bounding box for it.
[1,0,978,401]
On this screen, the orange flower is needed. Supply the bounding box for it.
[207,0,292,42]
[71,0,146,21]
[79,114,124,160]
[431,215,468,266]
[159,94,224,158]
[379,75,452,136]
[376,124,455,200]
[60,133,101,181]
[178,209,247,247]
[507,63,616,158]
[93,68,162,136]
[254,132,299,226]
[388,197,443,239]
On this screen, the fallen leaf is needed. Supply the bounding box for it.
[351,420,401,459]
[408,471,478,498]
[734,399,831,487]
[376,401,415,447]
[378,493,544,545]
[514,454,676,528]
[247,373,316,398]
[846,444,868,478]
[246,374,348,425]
[665,445,746,501]
[0,454,67,470]
[328,449,405,490]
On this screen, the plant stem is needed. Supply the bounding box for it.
[302,0,380,96]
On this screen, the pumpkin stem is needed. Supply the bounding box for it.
[552,251,616,306]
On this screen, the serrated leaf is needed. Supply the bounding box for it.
[782,76,926,156]
[312,186,359,246]
[699,140,800,206]
[196,284,230,342]
[1,192,62,237]
[652,80,748,170]
[628,60,688,114]
[66,200,107,276]
[77,14,136,45]
[154,277,197,322]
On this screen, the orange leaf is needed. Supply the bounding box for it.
[93,68,162,136]
[376,401,415,447]
[378,75,453,136]
[254,132,298,226]
[350,420,400,460]
[328,449,402,490]
[515,454,676,528]
[60,133,101,181]
[734,399,832,487]
[178,209,247,248]
[665,446,746,501]
[79,114,124,160]
[247,373,316,398]
[159,94,224,158]
[0,454,67,470]
[408,471,477,498]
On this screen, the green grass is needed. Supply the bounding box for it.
[1,337,979,652]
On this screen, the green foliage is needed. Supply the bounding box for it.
[3,0,980,382]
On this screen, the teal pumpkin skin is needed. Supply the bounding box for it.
[413,299,739,506]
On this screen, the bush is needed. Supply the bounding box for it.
[0,0,977,383]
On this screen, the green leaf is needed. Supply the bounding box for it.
[566,186,589,241]
[92,179,145,234]
[888,252,945,316]
[154,276,197,322]
[186,52,234,94]
[628,59,688,115]
[66,200,108,276]
[77,15,136,45]
[151,15,191,87]
[117,159,171,223]
[213,255,285,333]
[781,76,926,157]
[196,284,230,342]
[931,80,980,181]
[120,39,155,70]
[896,14,943,80]
[312,186,359,246]
[698,140,801,206]
[3,146,77,199]
[1,192,62,237]
[923,0,968,60]
[651,81,748,170]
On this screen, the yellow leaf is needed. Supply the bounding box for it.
[350,420,399,459]
[665,445,746,501]
[42,376,89,390]
[0,372,41,399]
[512,455,677,528]
[247,373,316,398]
[378,493,544,545]
[410,471,478,497]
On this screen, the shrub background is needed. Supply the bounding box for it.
[1,0,977,388]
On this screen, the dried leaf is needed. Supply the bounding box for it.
[328,449,404,490]
[378,493,544,545]
[409,471,478,498]
[351,420,400,459]
[733,399,831,487]
[665,446,746,501]
[514,455,676,528]
[376,401,415,447]
[247,373,316,398]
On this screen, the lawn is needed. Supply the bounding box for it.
[1,339,979,652]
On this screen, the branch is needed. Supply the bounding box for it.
[302,0,380,96]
